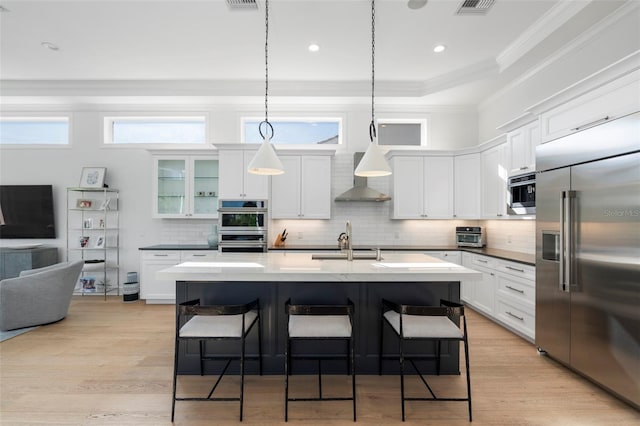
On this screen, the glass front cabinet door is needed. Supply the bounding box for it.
[153,156,219,218]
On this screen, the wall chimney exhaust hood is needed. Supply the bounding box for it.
[335,152,391,202]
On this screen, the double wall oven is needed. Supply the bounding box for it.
[217,200,268,252]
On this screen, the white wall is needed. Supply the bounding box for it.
[0,102,479,283]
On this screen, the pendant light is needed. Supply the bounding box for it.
[247,0,284,175]
[354,0,392,177]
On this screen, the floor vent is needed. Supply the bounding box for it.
[227,0,258,10]
[456,0,495,15]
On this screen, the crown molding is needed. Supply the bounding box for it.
[479,0,640,112]
[496,1,590,73]
[526,50,640,115]
[495,112,536,133]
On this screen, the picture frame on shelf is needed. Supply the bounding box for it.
[79,167,106,188]
[94,235,105,249]
[79,236,90,248]
[80,276,96,292]
[76,199,94,209]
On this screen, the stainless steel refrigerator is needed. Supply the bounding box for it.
[536,111,639,409]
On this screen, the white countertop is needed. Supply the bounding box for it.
[157,251,482,282]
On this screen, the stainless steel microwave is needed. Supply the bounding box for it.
[508,170,536,215]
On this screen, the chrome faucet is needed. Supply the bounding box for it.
[345,220,353,261]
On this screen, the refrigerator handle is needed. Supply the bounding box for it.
[560,191,566,292]
[561,190,576,292]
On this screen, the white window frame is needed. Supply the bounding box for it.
[0,113,72,148]
[241,116,343,149]
[102,113,210,148]
[376,118,428,148]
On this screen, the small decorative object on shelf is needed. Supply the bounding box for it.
[66,187,119,300]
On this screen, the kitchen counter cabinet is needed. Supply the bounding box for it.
[139,248,218,303]
[159,251,480,375]
[461,251,535,342]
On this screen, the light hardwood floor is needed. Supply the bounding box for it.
[1,297,638,425]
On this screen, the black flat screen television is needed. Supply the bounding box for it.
[0,185,56,239]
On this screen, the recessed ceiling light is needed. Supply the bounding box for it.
[41,41,60,51]
[308,43,320,52]
[433,44,446,53]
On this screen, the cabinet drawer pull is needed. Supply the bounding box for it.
[191,254,207,257]
[506,311,524,321]
[477,259,488,263]
[153,254,169,257]
[571,116,609,132]
[506,266,525,273]
[506,285,525,294]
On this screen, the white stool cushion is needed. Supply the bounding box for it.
[384,310,463,339]
[179,311,257,338]
[288,315,352,338]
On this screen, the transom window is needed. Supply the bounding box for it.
[377,119,427,147]
[0,117,69,145]
[242,118,341,145]
[104,116,206,145]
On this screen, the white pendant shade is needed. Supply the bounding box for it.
[354,141,392,177]
[247,137,285,175]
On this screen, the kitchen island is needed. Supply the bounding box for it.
[158,251,481,375]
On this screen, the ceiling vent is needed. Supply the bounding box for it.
[456,0,495,15]
[227,0,258,10]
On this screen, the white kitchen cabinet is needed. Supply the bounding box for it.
[454,153,481,219]
[218,149,269,200]
[535,69,640,144]
[140,250,218,303]
[480,143,508,219]
[507,121,539,173]
[271,155,331,219]
[153,156,219,218]
[391,155,454,219]
[461,252,535,342]
[140,250,180,303]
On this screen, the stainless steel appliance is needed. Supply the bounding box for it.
[507,169,536,215]
[217,200,268,252]
[455,226,484,247]
[536,112,639,409]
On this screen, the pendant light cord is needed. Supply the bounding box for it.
[265,0,269,124]
[259,0,274,139]
[369,0,376,142]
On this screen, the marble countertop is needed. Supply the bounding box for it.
[139,244,534,266]
[156,251,482,283]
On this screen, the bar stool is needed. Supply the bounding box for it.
[284,298,356,422]
[171,298,262,422]
[379,298,472,422]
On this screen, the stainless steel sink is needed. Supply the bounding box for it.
[311,251,381,260]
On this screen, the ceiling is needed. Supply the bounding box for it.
[0,0,631,104]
